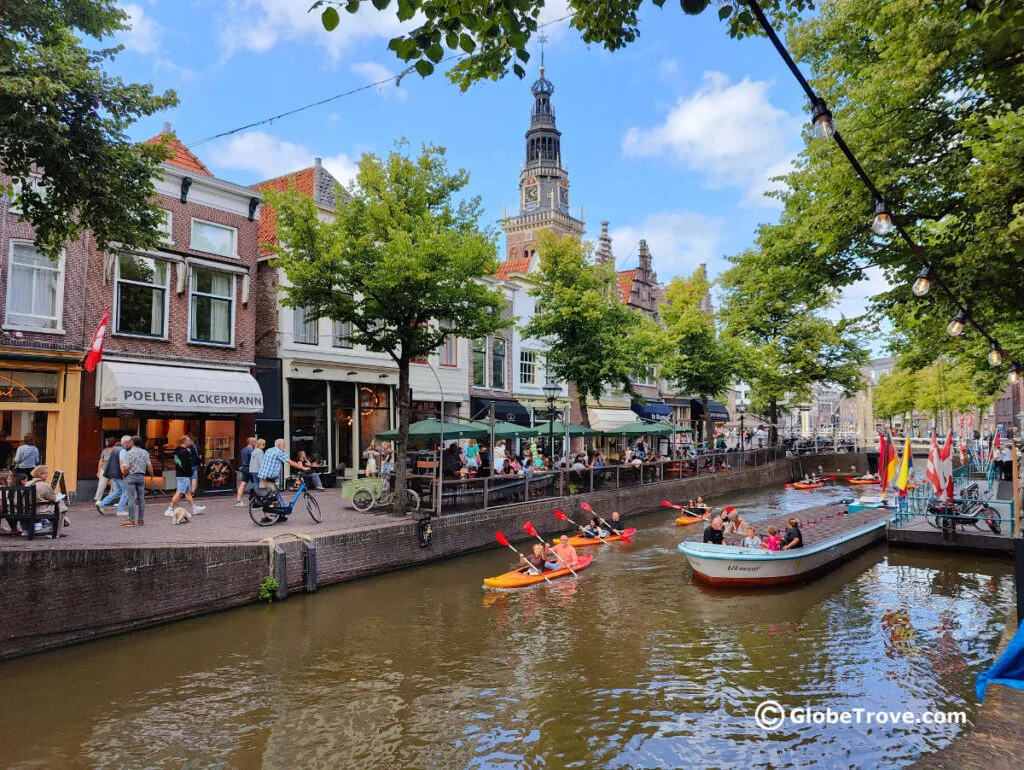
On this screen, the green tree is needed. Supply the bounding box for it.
[522,231,662,429]
[660,270,743,445]
[267,142,506,514]
[718,249,867,443]
[746,0,1024,382]
[913,360,994,431]
[1,1,178,257]
[872,369,917,427]
[313,0,814,90]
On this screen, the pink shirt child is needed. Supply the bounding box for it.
[763,535,782,552]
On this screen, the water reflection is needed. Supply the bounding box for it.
[0,486,1013,769]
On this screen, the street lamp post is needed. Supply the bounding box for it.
[543,383,560,465]
[736,403,747,454]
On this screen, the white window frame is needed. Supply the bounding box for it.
[492,337,507,391]
[188,266,235,347]
[114,253,170,339]
[332,319,353,348]
[189,217,238,258]
[472,338,488,388]
[158,209,174,244]
[294,306,319,345]
[438,320,457,367]
[4,240,66,334]
[7,177,46,216]
[519,350,538,386]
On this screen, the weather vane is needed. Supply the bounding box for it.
[538,21,547,75]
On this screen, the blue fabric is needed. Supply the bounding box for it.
[632,401,672,420]
[976,621,1024,700]
[259,446,289,479]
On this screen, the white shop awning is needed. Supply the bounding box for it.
[587,407,640,432]
[99,361,264,414]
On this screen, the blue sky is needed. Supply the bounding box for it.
[110,1,884,320]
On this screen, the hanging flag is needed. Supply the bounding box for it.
[895,435,912,494]
[83,309,109,373]
[958,416,967,463]
[926,431,943,497]
[879,431,897,500]
[939,431,954,500]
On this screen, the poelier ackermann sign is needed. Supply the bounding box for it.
[103,387,264,413]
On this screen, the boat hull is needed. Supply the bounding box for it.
[674,515,704,526]
[792,482,824,490]
[568,528,636,547]
[483,554,594,589]
[678,519,888,587]
[846,479,880,486]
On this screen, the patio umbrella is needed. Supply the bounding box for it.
[467,420,539,439]
[603,421,676,436]
[534,420,601,437]
[375,418,490,442]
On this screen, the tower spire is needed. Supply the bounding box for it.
[539,26,547,75]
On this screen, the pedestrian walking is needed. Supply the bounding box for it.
[12,434,40,484]
[119,436,153,527]
[249,438,266,481]
[94,436,117,504]
[165,435,206,517]
[236,436,257,506]
[187,434,202,494]
[96,435,130,515]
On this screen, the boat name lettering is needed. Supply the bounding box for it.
[726,565,761,572]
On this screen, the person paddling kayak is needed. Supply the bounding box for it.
[579,517,603,538]
[519,543,548,574]
[605,511,625,534]
[545,535,579,570]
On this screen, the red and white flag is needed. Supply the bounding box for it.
[926,431,943,497]
[939,430,954,500]
[83,309,109,373]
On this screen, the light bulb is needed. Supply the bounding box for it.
[988,342,1003,367]
[872,199,894,235]
[810,100,835,140]
[946,309,967,337]
[911,265,933,297]
[1009,363,1022,385]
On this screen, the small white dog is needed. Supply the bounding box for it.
[172,507,193,525]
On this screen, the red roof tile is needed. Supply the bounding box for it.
[495,256,532,280]
[251,168,316,254]
[144,132,212,176]
[617,269,636,303]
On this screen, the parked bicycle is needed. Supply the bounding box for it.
[249,471,323,527]
[346,474,420,513]
[926,498,1001,535]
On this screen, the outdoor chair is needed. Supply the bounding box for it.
[1,485,62,540]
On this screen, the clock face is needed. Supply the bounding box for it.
[524,184,539,204]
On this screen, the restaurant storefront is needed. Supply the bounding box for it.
[0,352,82,492]
[92,361,262,495]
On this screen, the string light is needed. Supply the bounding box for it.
[988,342,1003,367]
[1009,362,1022,385]
[911,264,934,297]
[946,309,967,337]
[810,99,835,139]
[872,199,894,236]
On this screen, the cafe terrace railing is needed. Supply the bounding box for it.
[423,447,791,515]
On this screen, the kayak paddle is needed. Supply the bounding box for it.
[494,531,553,584]
[580,502,632,544]
[523,521,578,577]
[553,508,611,544]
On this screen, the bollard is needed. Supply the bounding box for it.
[303,541,318,593]
[274,545,288,601]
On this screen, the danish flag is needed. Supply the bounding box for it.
[83,309,109,373]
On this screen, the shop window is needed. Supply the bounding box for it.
[189,267,234,345]
[0,411,48,467]
[358,384,390,469]
[294,306,318,345]
[332,319,353,348]
[0,369,58,404]
[492,337,506,390]
[5,241,63,331]
[472,339,487,387]
[190,219,236,258]
[289,379,328,463]
[439,320,457,366]
[115,254,168,337]
[519,350,537,386]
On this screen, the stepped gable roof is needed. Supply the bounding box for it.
[251,167,317,255]
[495,256,532,280]
[143,131,212,177]
[617,269,636,304]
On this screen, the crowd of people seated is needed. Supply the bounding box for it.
[702,511,803,552]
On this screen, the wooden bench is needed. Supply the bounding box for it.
[0,485,63,539]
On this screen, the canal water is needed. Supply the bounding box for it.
[1,486,1014,769]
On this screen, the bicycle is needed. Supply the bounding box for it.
[249,471,323,527]
[926,499,1001,535]
[347,474,420,513]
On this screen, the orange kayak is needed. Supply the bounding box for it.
[792,481,824,490]
[846,478,880,485]
[675,514,704,526]
[568,528,636,547]
[483,554,594,589]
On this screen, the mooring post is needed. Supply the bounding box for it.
[274,544,288,601]
[303,541,318,593]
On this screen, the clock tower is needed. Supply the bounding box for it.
[502,44,584,266]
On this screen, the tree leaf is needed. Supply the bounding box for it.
[718,5,732,20]
[459,33,476,53]
[425,43,444,63]
[372,0,390,9]
[415,59,435,77]
[446,31,458,49]
[322,7,340,31]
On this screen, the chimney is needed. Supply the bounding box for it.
[162,121,173,134]
[314,157,322,167]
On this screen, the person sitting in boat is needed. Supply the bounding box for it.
[519,544,548,575]
[606,511,624,534]
[580,517,602,538]
[761,526,782,551]
[742,526,762,549]
[703,516,725,545]
[782,518,804,550]
[694,496,710,514]
[545,535,579,571]
[723,508,747,535]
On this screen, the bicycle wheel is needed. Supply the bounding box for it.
[404,489,421,511]
[352,488,375,512]
[304,491,323,523]
[249,497,280,527]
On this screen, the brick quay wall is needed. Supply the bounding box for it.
[1,455,865,659]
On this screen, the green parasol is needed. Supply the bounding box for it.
[375,418,490,442]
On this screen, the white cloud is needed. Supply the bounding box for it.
[609,211,726,280]
[742,153,797,208]
[220,0,413,65]
[207,130,359,187]
[658,58,680,80]
[622,71,800,207]
[119,4,161,54]
[350,61,407,100]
